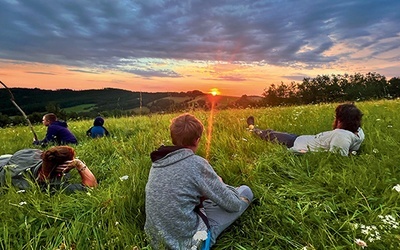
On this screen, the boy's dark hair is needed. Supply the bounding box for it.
[333,103,363,132]
[94,117,104,126]
[44,113,57,123]
[170,113,204,147]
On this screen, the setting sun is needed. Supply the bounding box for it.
[210,88,220,96]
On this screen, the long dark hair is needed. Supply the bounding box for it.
[38,146,75,181]
[333,103,363,132]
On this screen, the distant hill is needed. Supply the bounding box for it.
[0,88,263,117]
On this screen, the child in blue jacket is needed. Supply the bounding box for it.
[86,117,109,138]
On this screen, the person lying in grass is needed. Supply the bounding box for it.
[0,146,97,192]
[246,103,364,156]
[145,113,253,249]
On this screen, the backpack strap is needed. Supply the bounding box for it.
[194,204,210,229]
[194,203,212,250]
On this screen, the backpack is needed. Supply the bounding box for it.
[0,149,43,190]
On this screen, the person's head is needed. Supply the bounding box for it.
[42,113,57,126]
[94,117,105,126]
[333,103,363,132]
[170,113,204,150]
[39,146,75,181]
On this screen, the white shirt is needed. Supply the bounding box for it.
[290,128,365,156]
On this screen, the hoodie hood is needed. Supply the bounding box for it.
[150,146,194,167]
[52,120,68,127]
[94,117,104,126]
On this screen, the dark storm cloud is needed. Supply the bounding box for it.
[0,0,399,74]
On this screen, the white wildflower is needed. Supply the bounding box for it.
[119,175,129,181]
[19,201,27,206]
[376,118,381,121]
[242,138,248,141]
[193,230,208,241]
[372,149,379,154]
[355,238,367,248]
[115,221,119,226]
[392,184,400,192]
[388,125,393,128]
[16,190,26,193]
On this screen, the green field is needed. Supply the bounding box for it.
[63,104,96,113]
[1,99,400,249]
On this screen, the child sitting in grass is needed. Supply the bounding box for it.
[246,103,364,156]
[86,116,109,138]
[145,113,253,249]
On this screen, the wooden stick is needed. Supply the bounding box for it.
[0,81,39,141]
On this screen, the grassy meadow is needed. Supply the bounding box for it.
[1,99,400,249]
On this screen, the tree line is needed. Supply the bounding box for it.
[261,72,400,106]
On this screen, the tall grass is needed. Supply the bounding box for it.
[1,99,400,249]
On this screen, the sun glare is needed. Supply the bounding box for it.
[210,88,220,96]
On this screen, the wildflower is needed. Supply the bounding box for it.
[19,201,27,206]
[193,230,208,241]
[242,138,248,141]
[372,149,379,154]
[119,175,129,181]
[392,184,400,192]
[115,221,119,226]
[355,238,367,248]
[379,214,399,228]
[388,125,393,128]
[376,118,381,121]
[16,190,26,193]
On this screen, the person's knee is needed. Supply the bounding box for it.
[237,185,254,202]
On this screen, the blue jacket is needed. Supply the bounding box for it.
[86,126,109,138]
[34,121,78,146]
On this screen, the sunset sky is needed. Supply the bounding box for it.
[1,0,399,97]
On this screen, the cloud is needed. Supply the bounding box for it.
[0,0,399,79]
[26,71,56,75]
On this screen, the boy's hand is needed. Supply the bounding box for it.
[56,159,84,173]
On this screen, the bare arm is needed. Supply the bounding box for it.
[57,159,98,187]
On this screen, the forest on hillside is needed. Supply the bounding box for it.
[0,72,399,127]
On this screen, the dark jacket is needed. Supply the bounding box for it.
[34,121,78,146]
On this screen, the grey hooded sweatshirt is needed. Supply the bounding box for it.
[145,146,243,249]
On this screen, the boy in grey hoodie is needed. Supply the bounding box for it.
[145,113,253,249]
